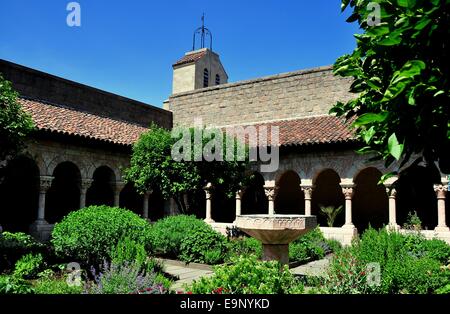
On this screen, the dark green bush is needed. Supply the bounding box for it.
[13,253,45,279]
[0,275,35,294]
[188,255,304,294]
[51,206,152,266]
[0,232,46,272]
[179,224,228,264]
[149,215,209,258]
[289,227,328,263]
[226,237,262,261]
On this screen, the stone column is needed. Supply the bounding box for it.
[301,185,314,216]
[235,189,244,217]
[37,176,54,222]
[114,181,125,207]
[340,183,355,228]
[386,187,399,230]
[264,186,277,216]
[434,183,449,232]
[79,179,93,209]
[204,183,215,223]
[143,190,152,219]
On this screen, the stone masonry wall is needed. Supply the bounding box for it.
[0,59,172,129]
[168,66,354,127]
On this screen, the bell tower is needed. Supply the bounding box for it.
[172,15,228,94]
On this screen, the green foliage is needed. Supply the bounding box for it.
[125,124,248,213]
[0,75,35,166]
[179,224,228,264]
[436,283,450,294]
[86,261,166,294]
[226,237,262,261]
[0,275,34,294]
[111,237,148,269]
[51,206,152,267]
[34,276,82,294]
[188,255,304,294]
[289,227,329,263]
[149,215,208,258]
[319,205,343,227]
[402,211,422,231]
[0,232,46,272]
[13,253,44,279]
[332,0,450,175]
[325,228,450,294]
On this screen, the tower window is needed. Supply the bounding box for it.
[215,74,220,85]
[203,68,209,88]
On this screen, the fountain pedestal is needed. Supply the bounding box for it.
[235,215,317,265]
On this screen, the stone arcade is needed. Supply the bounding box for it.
[0,44,449,244]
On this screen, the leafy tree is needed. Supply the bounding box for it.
[125,124,248,213]
[0,75,35,173]
[331,0,450,180]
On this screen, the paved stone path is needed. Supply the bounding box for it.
[290,255,331,277]
[159,259,214,291]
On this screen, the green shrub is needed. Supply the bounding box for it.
[51,206,152,266]
[34,277,82,294]
[179,224,228,264]
[436,283,450,294]
[0,275,34,294]
[13,253,45,279]
[86,261,166,294]
[111,237,148,269]
[188,255,304,294]
[289,227,327,263]
[0,232,46,272]
[149,215,211,258]
[408,237,450,264]
[226,237,262,261]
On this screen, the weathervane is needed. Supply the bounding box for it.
[192,13,213,51]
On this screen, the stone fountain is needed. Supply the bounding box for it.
[235,214,317,265]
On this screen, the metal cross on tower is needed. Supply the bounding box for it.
[192,14,213,51]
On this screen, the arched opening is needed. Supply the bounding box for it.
[0,156,39,232]
[241,172,268,215]
[86,166,115,207]
[396,165,438,230]
[211,186,235,223]
[119,182,143,215]
[275,171,304,215]
[312,169,345,227]
[46,161,81,223]
[187,189,206,219]
[353,167,388,231]
[203,68,209,88]
[148,188,165,222]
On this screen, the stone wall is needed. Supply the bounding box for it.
[168,66,354,127]
[0,59,172,129]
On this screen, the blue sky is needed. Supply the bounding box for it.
[0,0,359,107]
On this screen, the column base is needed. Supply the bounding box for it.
[387,223,400,231]
[262,244,289,266]
[204,218,215,224]
[342,223,356,229]
[435,226,450,232]
[29,220,54,242]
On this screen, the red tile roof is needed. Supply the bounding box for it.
[19,98,148,146]
[225,115,357,147]
[173,50,207,67]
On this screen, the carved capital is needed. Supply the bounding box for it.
[264,186,278,201]
[144,189,153,198]
[39,176,54,193]
[301,185,314,199]
[434,184,448,199]
[80,179,93,192]
[386,187,397,198]
[204,183,213,200]
[114,181,126,193]
[341,187,354,199]
[235,189,245,200]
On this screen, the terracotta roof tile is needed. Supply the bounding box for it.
[173,50,207,67]
[19,98,148,146]
[227,116,357,147]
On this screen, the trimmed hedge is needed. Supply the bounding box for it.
[51,206,152,267]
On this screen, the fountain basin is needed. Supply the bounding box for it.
[235,214,317,265]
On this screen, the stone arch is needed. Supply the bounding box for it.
[86,166,116,207]
[311,168,345,227]
[0,156,40,232]
[241,172,268,215]
[119,182,143,215]
[396,165,438,230]
[275,170,304,215]
[352,167,388,231]
[46,161,81,223]
[86,162,121,181]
